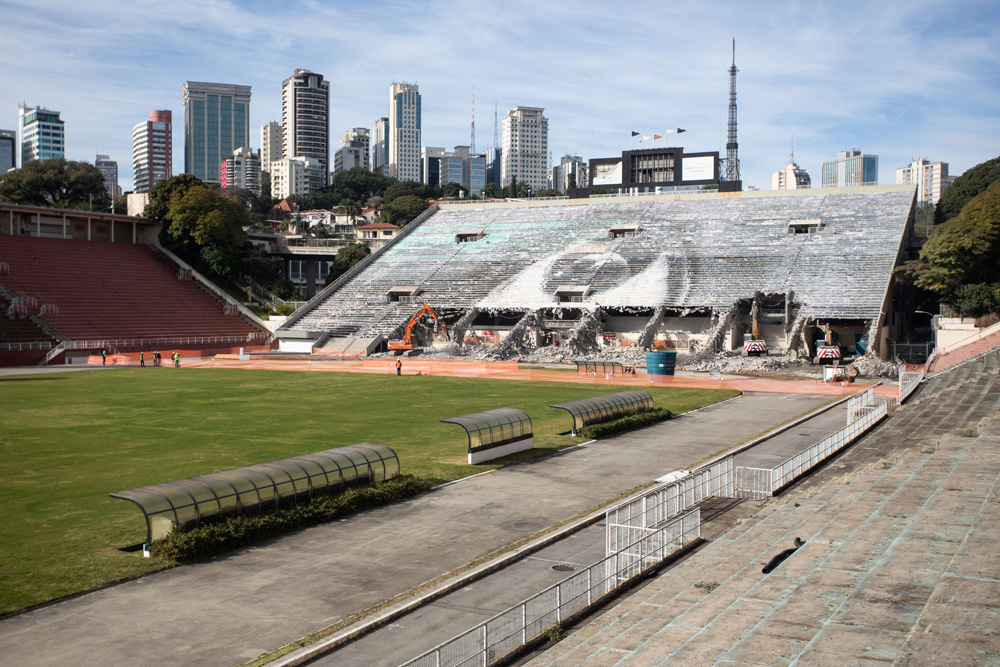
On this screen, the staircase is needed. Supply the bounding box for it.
[528,350,1000,666]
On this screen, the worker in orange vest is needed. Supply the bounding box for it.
[396,359,402,376]
[139,351,145,367]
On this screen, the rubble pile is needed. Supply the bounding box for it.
[482,309,542,360]
[851,353,900,378]
[565,308,602,356]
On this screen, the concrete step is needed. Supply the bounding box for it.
[528,353,1000,667]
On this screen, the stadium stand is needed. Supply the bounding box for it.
[0,235,267,344]
[281,187,915,355]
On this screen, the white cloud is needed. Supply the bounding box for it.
[0,0,997,190]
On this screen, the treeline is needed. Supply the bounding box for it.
[898,156,1000,317]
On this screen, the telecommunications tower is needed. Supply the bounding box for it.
[721,39,742,192]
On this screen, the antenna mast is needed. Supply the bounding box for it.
[724,39,741,185]
[471,86,476,154]
[493,101,498,151]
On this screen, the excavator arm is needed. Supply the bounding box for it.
[389,303,450,350]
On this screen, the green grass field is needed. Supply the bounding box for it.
[0,367,738,614]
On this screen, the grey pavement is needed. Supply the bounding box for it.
[0,392,833,667]
[310,402,851,667]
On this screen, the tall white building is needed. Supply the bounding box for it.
[95,155,118,198]
[372,117,389,176]
[282,69,330,192]
[501,106,549,191]
[896,158,952,207]
[260,121,282,174]
[18,105,64,164]
[388,83,421,182]
[132,110,172,194]
[771,158,811,190]
[220,147,261,195]
[340,128,370,171]
[821,149,878,188]
[270,157,324,200]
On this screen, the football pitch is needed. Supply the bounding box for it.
[0,367,738,615]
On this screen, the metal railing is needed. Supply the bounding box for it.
[0,340,55,351]
[237,274,307,312]
[400,509,701,667]
[56,334,266,351]
[42,341,67,365]
[606,459,732,556]
[899,368,924,403]
[740,401,888,498]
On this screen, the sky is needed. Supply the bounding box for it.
[2,0,998,192]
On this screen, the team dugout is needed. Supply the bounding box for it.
[110,443,399,547]
[441,408,533,464]
[549,390,654,435]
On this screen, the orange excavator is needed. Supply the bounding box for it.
[388,303,450,351]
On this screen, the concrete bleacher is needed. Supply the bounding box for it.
[527,350,1000,666]
[288,188,914,340]
[0,235,265,342]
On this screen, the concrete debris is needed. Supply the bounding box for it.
[483,309,541,360]
[565,308,602,356]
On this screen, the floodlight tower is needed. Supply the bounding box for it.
[721,39,742,192]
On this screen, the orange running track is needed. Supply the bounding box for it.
[101,354,898,399]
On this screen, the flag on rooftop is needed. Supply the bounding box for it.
[630,131,640,136]
[654,134,662,140]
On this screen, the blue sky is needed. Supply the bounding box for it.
[2,0,998,192]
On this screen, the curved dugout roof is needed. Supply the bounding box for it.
[549,391,653,431]
[441,407,532,454]
[110,443,399,545]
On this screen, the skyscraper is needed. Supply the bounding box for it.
[0,130,15,173]
[896,158,952,207]
[182,82,251,184]
[501,106,548,191]
[821,150,878,188]
[260,121,282,174]
[18,105,64,164]
[282,69,330,192]
[132,110,172,194]
[372,117,389,176]
[388,83,421,182]
[95,155,118,198]
[220,147,261,195]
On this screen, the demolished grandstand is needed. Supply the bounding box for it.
[277,186,916,365]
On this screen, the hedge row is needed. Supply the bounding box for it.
[151,475,432,563]
[577,407,673,439]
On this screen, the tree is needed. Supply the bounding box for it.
[325,242,371,284]
[164,186,249,249]
[534,189,562,198]
[898,181,1000,313]
[146,174,204,224]
[567,173,577,190]
[0,158,111,210]
[934,156,1000,224]
[441,182,465,198]
[382,194,430,225]
[383,180,434,204]
[483,182,500,199]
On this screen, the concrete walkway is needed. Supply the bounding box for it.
[0,392,834,667]
[527,351,1000,666]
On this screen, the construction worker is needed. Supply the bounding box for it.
[396,358,402,376]
[101,350,106,365]
[139,351,145,367]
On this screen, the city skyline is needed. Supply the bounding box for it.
[1,0,997,192]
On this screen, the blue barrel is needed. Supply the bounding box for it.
[645,350,677,375]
